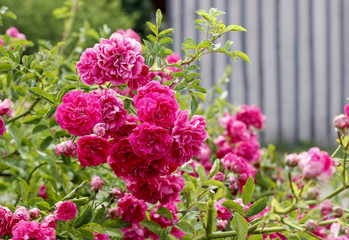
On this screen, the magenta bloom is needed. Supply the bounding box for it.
[76,47,104,85]
[226,118,251,143]
[157,174,185,204]
[129,123,173,160]
[234,139,261,163]
[118,194,147,224]
[0,36,3,46]
[97,33,144,85]
[136,91,178,128]
[0,116,5,136]
[10,207,30,230]
[94,232,110,240]
[197,143,211,163]
[91,88,127,135]
[77,135,110,167]
[333,114,349,129]
[41,214,57,228]
[121,224,146,240]
[150,202,178,228]
[0,205,12,236]
[0,99,11,115]
[134,81,174,103]
[127,178,160,204]
[171,110,209,164]
[55,201,77,221]
[108,137,148,179]
[116,28,141,43]
[90,176,104,191]
[12,220,55,240]
[127,65,151,91]
[6,27,26,39]
[298,147,335,182]
[214,198,233,220]
[39,185,48,199]
[56,90,102,136]
[236,104,266,129]
[29,208,40,220]
[55,141,77,157]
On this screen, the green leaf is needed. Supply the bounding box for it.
[172,72,185,78]
[32,124,48,133]
[28,87,57,103]
[235,51,251,63]
[222,200,244,215]
[40,136,53,151]
[245,197,268,218]
[159,37,173,45]
[198,40,212,49]
[44,104,58,119]
[46,182,60,202]
[140,219,162,236]
[226,25,247,32]
[190,84,207,93]
[232,213,249,240]
[68,228,83,240]
[177,220,195,236]
[0,63,13,72]
[194,92,205,102]
[156,207,173,222]
[186,65,200,71]
[4,10,17,19]
[147,34,157,43]
[207,159,220,179]
[248,235,264,240]
[242,176,255,205]
[74,205,93,228]
[23,115,42,124]
[36,201,51,211]
[156,9,163,28]
[191,94,198,114]
[146,22,158,36]
[225,40,234,50]
[81,223,105,234]
[159,28,174,37]
[13,177,28,203]
[195,165,206,182]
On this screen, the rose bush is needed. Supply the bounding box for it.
[0,5,348,240]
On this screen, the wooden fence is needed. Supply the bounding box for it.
[167,0,349,146]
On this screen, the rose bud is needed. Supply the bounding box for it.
[111,188,124,199]
[29,208,40,220]
[90,176,104,191]
[334,114,349,129]
[108,207,121,219]
[285,153,299,167]
[93,123,106,137]
[319,200,333,216]
[305,219,318,232]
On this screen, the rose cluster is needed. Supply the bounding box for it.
[0,98,12,136]
[0,202,78,239]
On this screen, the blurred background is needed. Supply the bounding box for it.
[1,0,349,149]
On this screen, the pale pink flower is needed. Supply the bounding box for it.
[90,176,104,191]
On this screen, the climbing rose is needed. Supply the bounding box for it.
[150,202,178,228]
[298,147,335,182]
[136,91,178,128]
[93,123,106,137]
[56,90,102,136]
[55,201,77,221]
[319,200,333,216]
[90,176,104,191]
[126,178,160,204]
[91,88,127,135]
[157,174,185,204]
[215,199,233,220]
[55,141,77,157]
[127,65,151,91]
[93,232,110,240]
[10,207,30,230]
[6,27,26,39]
[29,208,40,220]
[39,185,48,199]
[0,116,5,136]
[129,123,173,160]
[76,47,103,85]
[0,205,12,236]
[12,220,55,240]
[134,81,174,104]
[111,188,124,199]
[333,114,349,129]
[108,137,147,179]
[171,110,209,164]
[121,224,146,240]
[0,99,11,115]
[236,104,266,129]
[41,214,57,228]
[0,36,3,46]
[116,28,141,43]
[118,194,147,224]
[77,135,110,167]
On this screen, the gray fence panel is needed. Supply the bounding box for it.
[167,0,349,146]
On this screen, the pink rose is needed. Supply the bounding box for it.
[93,232,110,240]
[127,64,151,91]
[121,224,146,240]
[236,104,266,129]
[77,135,110,167]
[197,143,211,163]
[298,147,335,182]
[39,185,48,199]
[55,201,77,221]
[56,90,102,136]
[55,141,77,157]
[0,116,6,136]
[41,214,57,228]
[0,205,12,236]
[226,118,251,143]
[234,138,261,163]
[319,200,333,216]
[157,174,184,204]
[129,123,173,160]
[108,207,121,219]
[29,208,40,220]
[0,99,11,115]
[91,88,127,135]
[108,137,148,179]
[90,176,104,191]
[171,110,209,164]
[118,194,147,224]
[116,28,141,43]
[150,202,178,228]
[12,220,55,240]
[76,47,103,85]
[136,91,178,128]
[0,36,3,46]
[134,81,174,103]
[214,199,233,220]
[10,207,30,230]
[333,114,349,129]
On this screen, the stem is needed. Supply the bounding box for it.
[288,172,298,200]
[343,152,347,187]
[331,145,341,158]
[27,162,47,183]
[206,200,214,239]
[6,99,40,124]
